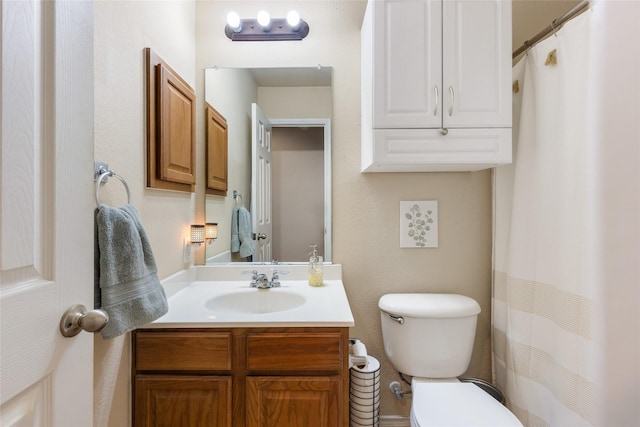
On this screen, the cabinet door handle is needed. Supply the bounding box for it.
[433,86,439,116]
[448,86,455,117]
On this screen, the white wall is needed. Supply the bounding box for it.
[591,1,640,424]
[204,76,332,261]
[271,127,325,261]
[91,1,594,423]
[204,68,257,261]
[93,2,196,426]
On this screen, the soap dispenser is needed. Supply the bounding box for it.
[308,245,323,287]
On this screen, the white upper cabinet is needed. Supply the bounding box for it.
[372,0,443,129]
[362,0,512,172]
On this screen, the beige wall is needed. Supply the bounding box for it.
[92,0,577,423]
[93,2,196,426]
[512,0,580,60]
[271,127,325,261]
[196,0,492,418]
[203,71,332,262]
[204,68,257,261]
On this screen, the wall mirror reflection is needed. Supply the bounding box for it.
[205,66,333,264]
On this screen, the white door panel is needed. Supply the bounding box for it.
[1,1,94,425]
[442,0,511,127]
[251,103,272,262]
[373,0,442,128]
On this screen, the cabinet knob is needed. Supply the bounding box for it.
[440,128,449,136]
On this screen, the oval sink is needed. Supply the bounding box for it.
[206,290,306,314]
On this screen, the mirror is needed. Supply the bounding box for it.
[204,66,333,265]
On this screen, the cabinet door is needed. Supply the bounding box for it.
[246,376,343,427]
[373,0,442,129]
[442,0,511,128]
[206,103,229,195]
[135,375,232,427]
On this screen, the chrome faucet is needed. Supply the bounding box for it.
[243,269,289,289]
[270,269,289,287]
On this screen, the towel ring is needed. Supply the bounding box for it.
[95,170,131,207]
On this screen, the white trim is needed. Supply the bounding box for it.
[269,118,332,262]
[207,250,232,264]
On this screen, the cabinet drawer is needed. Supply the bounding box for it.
[367,127,512,172]
[247,332,344,372]
[135,331,232,371]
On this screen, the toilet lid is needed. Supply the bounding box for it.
[411,382,522,426]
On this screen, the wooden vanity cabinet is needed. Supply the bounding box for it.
[133,330,233,427]
[132,327,349,427]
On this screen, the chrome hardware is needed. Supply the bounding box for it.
[254,273,270,288]
[448,86,455,117]
[433,86,439,116]
[389,381,412,400]
[387,313,405,325]
[270,269,289,287]
[94,161,131,207]
[242,270,261,287]
[440,128,449,136]
[244,269,289,289]
[59,304,109,337]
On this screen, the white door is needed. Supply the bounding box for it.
[442,0,511,128]
[1,1,94,426]
[251,103,273,262]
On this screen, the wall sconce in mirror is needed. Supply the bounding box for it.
[225,10,309,41]
[205,223,218,244]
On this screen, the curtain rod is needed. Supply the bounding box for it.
[512,0,590,59]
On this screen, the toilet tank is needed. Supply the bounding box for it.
[378,293,481,378]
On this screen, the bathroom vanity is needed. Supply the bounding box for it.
[132,265,354,427]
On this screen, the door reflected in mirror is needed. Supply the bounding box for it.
[204,66,332,265]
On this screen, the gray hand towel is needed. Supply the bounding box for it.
[237,206,254,258]
[95,204,168,339]
[231,206,240,253]
[231,206,254,258]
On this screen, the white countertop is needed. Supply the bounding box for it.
[146,265,354,328]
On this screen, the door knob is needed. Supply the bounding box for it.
[59,304,109,337]
[256,233,267,240]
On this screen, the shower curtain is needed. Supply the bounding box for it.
[493,2,640,426]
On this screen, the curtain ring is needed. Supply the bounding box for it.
[550,20,559,37]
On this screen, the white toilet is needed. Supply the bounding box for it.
[378,293,523,426]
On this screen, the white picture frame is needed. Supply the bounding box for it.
[400,201,438,248]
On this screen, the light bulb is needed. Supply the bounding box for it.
[287,10,301,29]
[257,10,271,29]
[226,11,241,32]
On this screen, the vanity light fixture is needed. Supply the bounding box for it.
[224,10,309,41]
[205,223,218,244]
[190,224,205,246]
[184,224,205,263]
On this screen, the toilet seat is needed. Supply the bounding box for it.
[410,382,523,426]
